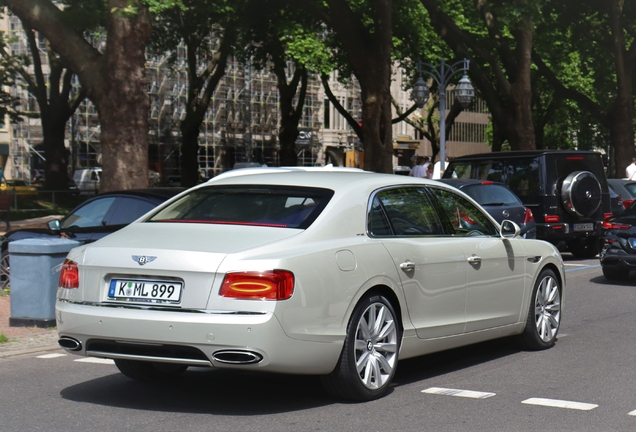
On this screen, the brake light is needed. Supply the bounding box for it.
[623,199,634,209]
[524,207,534,223]
[545,215,560,223]
[59,259,79,289]
[220,270,294,300]
[480,181,493,185]
[566,156,584,160]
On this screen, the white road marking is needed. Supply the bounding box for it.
[522,397,597,411]
[628,409,636,416]
[37,353,67,359]
[422,387,496,399]
[74,358,115,365]
[564,263,590,267]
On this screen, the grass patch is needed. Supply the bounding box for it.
[0,333,8,343]
[0,288,8,297]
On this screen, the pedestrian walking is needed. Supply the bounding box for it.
[626,157,636,180]
[409,156,427,178]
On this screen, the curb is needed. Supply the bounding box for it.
[0,344,61,359]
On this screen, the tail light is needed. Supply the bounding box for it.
[623,199,634,209]
[545,215,560,223]
[524,207,534,223]
[220,270,294,300]
[602,212,615,229]
[59,259,79,289]
[603,220,631,230]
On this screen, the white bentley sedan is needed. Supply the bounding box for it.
[56,169,564,401]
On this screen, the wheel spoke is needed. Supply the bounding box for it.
[374,341,397,354]
[376,319,395,341]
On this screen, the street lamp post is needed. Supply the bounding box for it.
[410,59,474,174]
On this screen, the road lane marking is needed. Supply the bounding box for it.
[628,410,636,416]
[522,397,597,411]
[74,358,115,365]
[565,264,601,273]
[37,353,67,359]
[422,387,496,399]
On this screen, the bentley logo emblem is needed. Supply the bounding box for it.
[132,255,157,266]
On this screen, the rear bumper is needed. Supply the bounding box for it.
[56,300,342,375]
[536,221,602,243]
[599,246,636,270]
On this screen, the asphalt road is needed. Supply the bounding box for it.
[1,255,634,432]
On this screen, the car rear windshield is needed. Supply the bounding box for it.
[461,184,522,206]
[146,185,334,229]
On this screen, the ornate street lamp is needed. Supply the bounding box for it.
[410,59,474,173]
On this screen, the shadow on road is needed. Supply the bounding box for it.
[60,337,523,412]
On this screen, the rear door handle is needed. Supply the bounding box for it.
[467,255,482,264]
[400,260,415,271]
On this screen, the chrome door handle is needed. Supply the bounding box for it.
[467,255,482,264]
[400,261,415,271]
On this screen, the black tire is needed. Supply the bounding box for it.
[0,249,9,291]
[560,171,602,217]
[568,236,600,259]
[602,266,630,281]
[518,269,562,350]
[114,359,188,381]
[321,294,401,401]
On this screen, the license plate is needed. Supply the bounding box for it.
[108,279,182,304]
[573,223,594,232]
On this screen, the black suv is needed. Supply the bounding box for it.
[443,150,610,258]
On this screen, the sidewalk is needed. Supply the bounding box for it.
[0,215,65,357]
[0,295,60,357]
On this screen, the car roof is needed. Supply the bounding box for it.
[201,170,446,193]
[209,165,365,182]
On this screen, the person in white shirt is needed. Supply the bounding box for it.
[626,157,636,179]
[421,156,431,178]
[432,156,450,179]
[409,156,427,178]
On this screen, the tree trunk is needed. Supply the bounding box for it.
[325,0,394,173]
[507,25,536,150]
[5,0,152,192]
[42,115,70,190]
[180,120,201,187]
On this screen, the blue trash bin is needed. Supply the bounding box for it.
[9,238,80,327]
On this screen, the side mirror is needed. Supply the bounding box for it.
[47,219,61,232]
[501,220,521,238]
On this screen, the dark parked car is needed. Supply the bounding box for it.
[0,188,183,289]
[438,179,536,238]
[443,150,611,258]
[608,185,625,215]
[600,202,636,280]
[607,178,636,209]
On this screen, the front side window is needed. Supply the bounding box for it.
[147,186,333,229]
[429,188,498,236]
[368,187,443,236]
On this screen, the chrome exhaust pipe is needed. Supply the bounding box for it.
[58,337,82,351]
[212,350,263,365]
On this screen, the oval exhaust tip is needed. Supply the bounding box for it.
[58,337,82,351]
[213,350,263,365]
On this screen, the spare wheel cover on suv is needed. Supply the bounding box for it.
[561,170,602,217]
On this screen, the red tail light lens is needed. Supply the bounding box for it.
[545,215,560,223]
[603,221,631,230]
[524,207,534,223]
[623,199,634,209]
[220,270,294,300]
[59,259,79,289]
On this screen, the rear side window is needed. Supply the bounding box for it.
[147,186,333,229]
[461,184,522,206]
[369,187,444,236]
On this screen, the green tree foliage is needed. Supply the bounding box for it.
[533,0,636,177]
[151,0,239,187]
[0,20,86,190]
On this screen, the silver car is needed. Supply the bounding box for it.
[56,170,564,401]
